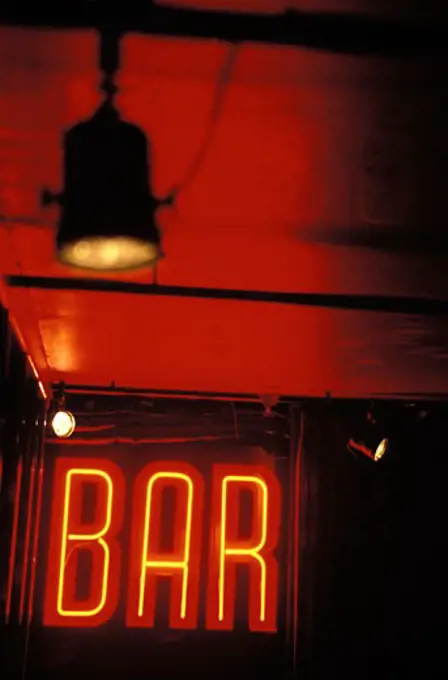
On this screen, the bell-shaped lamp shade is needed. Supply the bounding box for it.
[56,107,162,272]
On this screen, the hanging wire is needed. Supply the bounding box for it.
[167,41,240,201]
[98,25,121,105]
[150,42,239,285]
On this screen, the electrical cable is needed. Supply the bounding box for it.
[167,41,240,201]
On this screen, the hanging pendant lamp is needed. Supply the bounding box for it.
[46,28,162,272]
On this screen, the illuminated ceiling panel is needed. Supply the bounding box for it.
[1,24,447,396]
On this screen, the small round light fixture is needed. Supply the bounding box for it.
[347,436,389,463]
[51,410,76,439]
[374,437,388,462]
[347,405,389,463]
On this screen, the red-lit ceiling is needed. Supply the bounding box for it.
[158,0,446,19]
[1,4,448,397]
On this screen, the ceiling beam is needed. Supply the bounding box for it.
[59,383,266,403]
[0,2,446,56]
[6,274,448,316]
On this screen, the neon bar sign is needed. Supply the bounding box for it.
[43,457,282,633]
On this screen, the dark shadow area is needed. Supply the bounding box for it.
[298,401,447,679]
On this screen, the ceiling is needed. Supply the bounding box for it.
[159,0,447,19]
[1,5,448,398]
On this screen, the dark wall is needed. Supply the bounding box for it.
[0,304,47,679]
[298,401,447,679]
